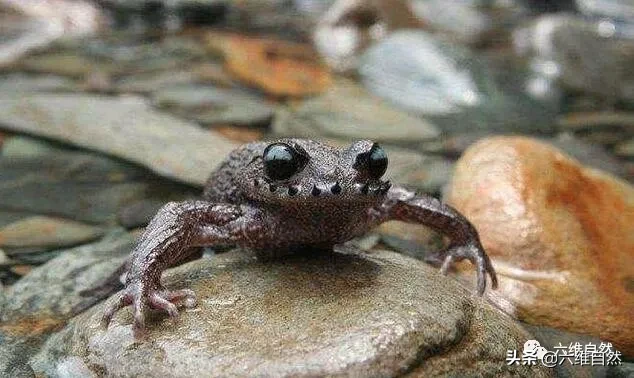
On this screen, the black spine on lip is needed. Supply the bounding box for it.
[288,186,299,196]
[311,185,321,196]
[269,184,277,192]
[253,179,260,187]
[361,183,369,195]
[331,182,342,194]
[382,181,392,194]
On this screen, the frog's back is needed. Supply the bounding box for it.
[203,142,266,203]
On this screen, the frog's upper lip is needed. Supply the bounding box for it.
[257,179,390,200]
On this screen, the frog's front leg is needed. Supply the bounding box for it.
[373,186,498,295]
[101,200,258,332]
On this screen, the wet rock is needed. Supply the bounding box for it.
[1,135,58,159]
[359,30,557,134]
[313,0,422,71]
[1,230,135,324]
[0,248,9,266]
[375,221,443,261]
[410,0,522,45]
[115,70,198,93]
[0,332,42,378]
[207,32,332,97]
[17,34,209,80]
[116,199,164,229]
[608,362,634,377]
[576,0,634,20]
[30,248,550,377]
[0,139,155,225]
[384,148,453,194]
[0,180,148,227]
[0,94,237,186]
[0,0,100,66]
[0,74,75,93]
[548,133,627,178]
[213,125,265,143]
[520,0,577,12]
[152,85,274,126]
[174,0,228,26]
[446,136,634,356]
[557,111,634,132]
[412,0,491,44]
[0,216,104,252]
[420,132,493,157]
[18,52,115,78]
[514,14,634,103]
[192,62,234,87]
[101,0,227,30]
[0,231,135,377]
[9,265,33,277]
[223,0,316,40]
[0,211,29,229]
[615,138,634,158]
[522,323,609,378]
[272,81,439,144]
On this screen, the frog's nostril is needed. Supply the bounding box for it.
[269,184,277,192]
[288,186,299,196]
[311,185,321,196]
[331,182,342,195]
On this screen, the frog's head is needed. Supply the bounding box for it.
[237,139,391,206]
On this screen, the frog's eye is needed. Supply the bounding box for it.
[354,143,388,179]
[263,143,308,181]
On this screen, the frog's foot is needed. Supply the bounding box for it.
[425,242,498,296]
[101,283,197,333]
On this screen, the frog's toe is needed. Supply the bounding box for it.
[101,291,132,329]
[165,288,197,308]
[145,288,197,323]
[149,292,179,319]
[436,242,498,296]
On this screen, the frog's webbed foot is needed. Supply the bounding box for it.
[101,281,197,333]
[426,240,497,295]
[378,186,498,295]
[99,200,258,333]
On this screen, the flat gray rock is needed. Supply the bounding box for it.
[515,14,634,103]
[615,138,634,158]
[0,231,136,378]
[1,230,135,324]
[382,146,453,195]
[116,70,198,94]
[359,30,557,134]
[0,94,237,186]
[0,141,155,225]
[0,216,104,251]
[0,74,75,93]
[30,248,551,377]
[576,0,634,20]
[152,85,274,126]
[273,82,439,145]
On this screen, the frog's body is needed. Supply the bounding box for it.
[101,139,497,332]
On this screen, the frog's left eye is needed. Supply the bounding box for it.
[354,143,388,179]
[263,143,308,181]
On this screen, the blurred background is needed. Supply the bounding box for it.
[0,0,632,376]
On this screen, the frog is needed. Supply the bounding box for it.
[101,139,497,331]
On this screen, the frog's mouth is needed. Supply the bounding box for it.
[252,177,391,202]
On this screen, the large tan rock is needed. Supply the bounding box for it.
[30,248,549,377]
[446,136,634,356]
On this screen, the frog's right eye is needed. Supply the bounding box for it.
[263,143,308,181]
